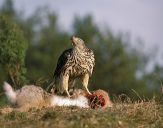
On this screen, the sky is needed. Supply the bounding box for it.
[1,0,163,66]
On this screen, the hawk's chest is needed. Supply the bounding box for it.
[67,55,88,77]
[64,49,94,77]
[72,59,88,76]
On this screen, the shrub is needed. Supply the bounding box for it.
[0,15,28,88]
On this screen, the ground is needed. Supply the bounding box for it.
[0,99,162,128]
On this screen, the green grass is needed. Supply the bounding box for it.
[0,99,163,128]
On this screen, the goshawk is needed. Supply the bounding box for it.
[52,36,95,97]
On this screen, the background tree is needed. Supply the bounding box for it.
[0,0,15,18]
[24,10,70,83]
[0,15,28,88]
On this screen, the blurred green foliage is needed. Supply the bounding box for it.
[0,15,28,88]
[0,0,162,99]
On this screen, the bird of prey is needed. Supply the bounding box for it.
[52,36,95,97]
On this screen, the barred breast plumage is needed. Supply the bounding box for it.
[53,36,95,97]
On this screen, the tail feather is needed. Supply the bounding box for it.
[46,79,56,93]
[3,82,17,104]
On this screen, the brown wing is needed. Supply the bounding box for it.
[53,48,73,78]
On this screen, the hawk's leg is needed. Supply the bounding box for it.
[69,80,76,95]
[62,74,71,97]
[81,73,91,95]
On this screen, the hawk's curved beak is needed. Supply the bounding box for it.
[70,36,76,46]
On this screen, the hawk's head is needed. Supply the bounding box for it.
[71,36,86,51]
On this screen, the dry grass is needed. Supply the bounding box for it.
[0,98,162,128]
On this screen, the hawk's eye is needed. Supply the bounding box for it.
[79,39,83,43]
